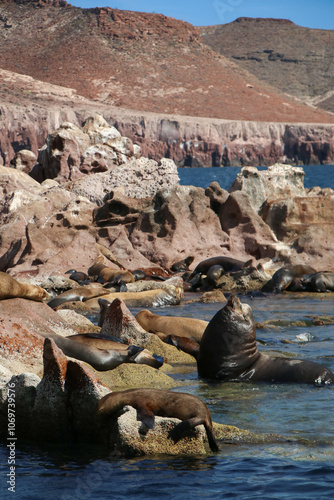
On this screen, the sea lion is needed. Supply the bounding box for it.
[300,271,334,292]
[67,333,164,369]
[170,256,194,273]
[197,295,334,385]
[97,388,219,452]
[0,271,50,301]
[206,265,224,287]
[47,283,110,308]
[188,256,251,288]
[261,265,316,293]
[135,309,208,343]
[163,335,200,359]
[88,256,135,285]
[84,287,183,310]
[42,333,146,371]
[65,269,90,285]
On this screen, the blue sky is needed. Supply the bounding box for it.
[69,0,334,30]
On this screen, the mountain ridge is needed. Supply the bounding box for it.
[1,0,333,123]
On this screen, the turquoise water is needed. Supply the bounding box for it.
[1,166,334,499]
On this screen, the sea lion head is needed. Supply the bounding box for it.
[197,295,259,380]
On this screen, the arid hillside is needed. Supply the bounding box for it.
[0,0,333,123]
[199,17,334,113]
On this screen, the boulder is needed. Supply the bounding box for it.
[129,185,230,269]
[100,298,155,345]
[0,372,41,439]
[31,338,70,441]
[70,156,180,205]
[10,149,37,174]
[82,114,121,144]
[219,190,282,261]
[34,122,90,182]
[229,164,306,213]
[106,406,209,457]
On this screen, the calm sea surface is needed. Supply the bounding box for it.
[1,165,334,499]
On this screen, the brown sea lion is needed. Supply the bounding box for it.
[88,256,135,285]
[197,295,334,385]
[67,333,164,369]
[84,287,183,310]
[261,265,316,293]
[97,388,219,452]
[135,309,208,343]
[47,283,109,309]
[0,271,50,301]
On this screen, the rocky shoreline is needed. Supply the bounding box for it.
[1,115,333,456]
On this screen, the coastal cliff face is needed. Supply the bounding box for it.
[1,2,334,166]
[1,90,334,167]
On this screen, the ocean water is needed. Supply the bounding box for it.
[1,165,334,499]
[177,164,334,191]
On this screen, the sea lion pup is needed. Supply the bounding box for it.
[0,271,50,301]
[66,333,164,369]
[197,295,334,385]
[135,309,208,343]
[170,256,194,273]
[65,269,90,285]
[261,265,316,293]
[88,256,134,284]
[300,271,334,293]
[47,283,109,309]
[97,388,219,452]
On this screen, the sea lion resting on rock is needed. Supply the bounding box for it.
[88,256,135,285]
[261,265,316,293]
[47,283,110,309]
[135,309,208,343]
[188,256,253,288]
[67,333,164,369]
[97,388,219,452]
[197,295,334,385]
[42,332,162,371]
[0,271,49,301]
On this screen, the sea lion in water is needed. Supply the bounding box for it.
[0,271,50,301]
[67,333,164,369]
[197,295,334,385]
[261,265,316,293]
[135,309,208,343]
[97,388,219,452]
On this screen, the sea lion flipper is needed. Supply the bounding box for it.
[136,407,155,430]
